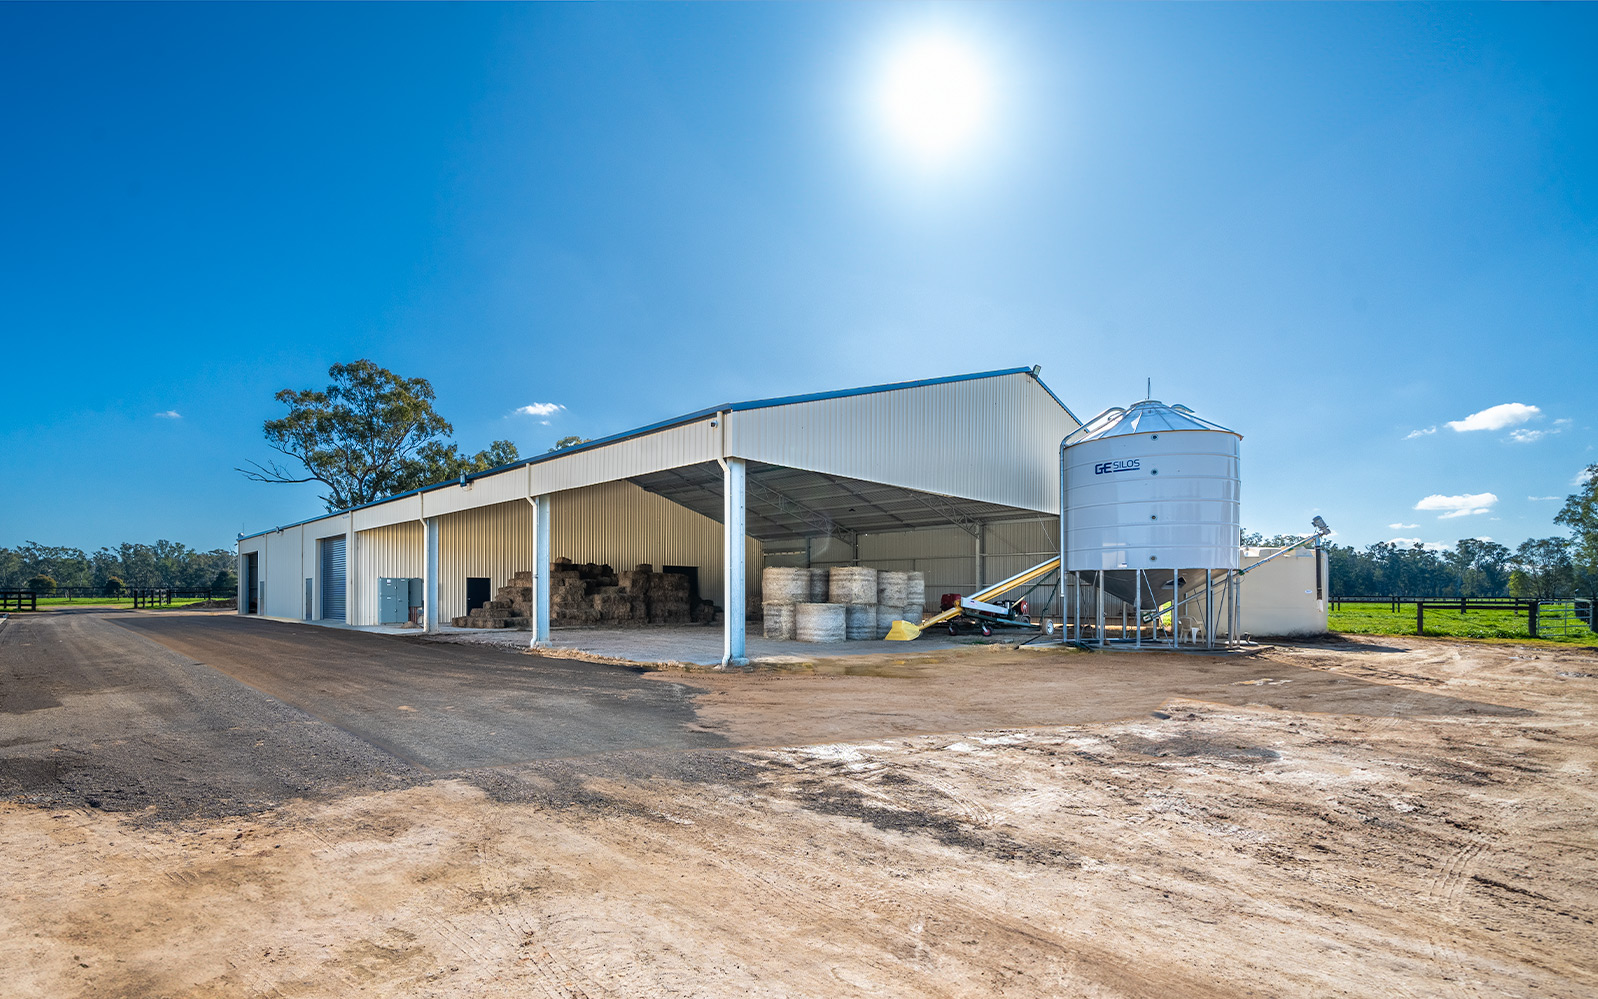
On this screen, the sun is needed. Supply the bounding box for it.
[873,32,995,167]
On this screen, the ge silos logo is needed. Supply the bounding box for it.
[1093,459,1141,474]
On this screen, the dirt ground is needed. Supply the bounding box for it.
[3,622,1596,998]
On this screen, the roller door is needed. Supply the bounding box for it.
[320,536,347,622]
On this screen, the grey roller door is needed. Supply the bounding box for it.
[320,536,347,622]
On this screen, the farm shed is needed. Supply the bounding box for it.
[237,367,1080,666]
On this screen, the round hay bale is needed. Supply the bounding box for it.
[906,571,926,606]
[763,603,796,640]
[795,603,846,642]
[828,566,877,605]
[873,604,899,638]
[807,568,830,603]
[761,567,810,605]
[902,602,923,626]
[876,570,908,606]
[844,603,876,640]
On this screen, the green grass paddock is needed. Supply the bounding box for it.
[6,595,218,611]
[1329,601,1596,644]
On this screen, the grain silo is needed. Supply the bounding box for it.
[1060,399,1242,648]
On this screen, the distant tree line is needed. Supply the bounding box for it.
[0,541,237,594]
[1318,537,1587,600]
[1247,464,1598,603]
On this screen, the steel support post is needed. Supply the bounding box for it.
[1205,571,1214,649]
[1096,573,1106,647]
[1073,573,1081,642]
[529,494,551,648]
[1134,569,1143,649]
[721,457,749,669]
[423,516,440,634]
[345,527,356,625]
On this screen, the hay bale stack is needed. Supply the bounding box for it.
[761,567,810,605]
[828,567,877,606]
[647,570,691,623]
[795,603,846,642]
[459,558,696,629]
[763,603,796,640]
[844,603,876,641]
[902,603,923,626]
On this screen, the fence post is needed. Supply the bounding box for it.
[1528,601,1539,638]
[1417,602,1425,636]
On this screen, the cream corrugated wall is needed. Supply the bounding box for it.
[353,521,424,624]
[352,479,761,624]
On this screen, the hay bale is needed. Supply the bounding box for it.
[844,603,876,640]
[874,604,901,638]
[876,571,908,606]
[807,568,830,603]
[906,571,926,606]
[762,567,809,604]
[763,603,796,640]
[795,603,846,642]
[828,567,877,605]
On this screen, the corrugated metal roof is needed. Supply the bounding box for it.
[1064,400,1239,446]
[241,366,1070,540]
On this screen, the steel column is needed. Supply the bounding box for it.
[722,457,749,668]
[529,494,551,648]
[423,516,439,634]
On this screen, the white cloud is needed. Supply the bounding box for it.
[1508,429,1547,443]
[1414,492,1497,519]
[515,402,565,418]
[1528,496,1561,502]
[1389,538,1452,551]
[1580,468,1595,486]
[1388,522,1419,530]
[1403,426,1436,440]
[1447,403,1539,432]
[154,410,182,419]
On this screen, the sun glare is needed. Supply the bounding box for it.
[874,32,994,168]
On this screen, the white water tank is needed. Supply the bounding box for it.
[1062,400,1241,571]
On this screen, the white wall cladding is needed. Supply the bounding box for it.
[727,373,1076,514]
[353,521,424,625]
[415,466,528,519]
[263,527,305,620]
[353,493,422,532]
[430,480,761,623]
[533,420,721,494]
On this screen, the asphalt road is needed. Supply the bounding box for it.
[0,610,727,820]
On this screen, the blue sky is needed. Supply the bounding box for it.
[2,3,1593,554]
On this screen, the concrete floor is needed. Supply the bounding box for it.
[428,622,1037,665]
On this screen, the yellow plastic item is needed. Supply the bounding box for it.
[885,619,921,641]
